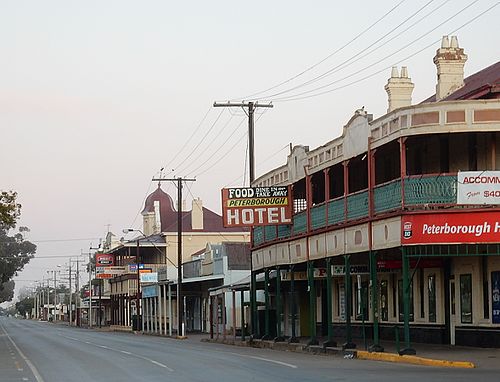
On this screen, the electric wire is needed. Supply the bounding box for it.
[271,0,491,102]
[259,0,441,100]
[235,0,408,101]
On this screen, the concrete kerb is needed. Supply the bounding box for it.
[201,337,476,368]
[356,350,475,369]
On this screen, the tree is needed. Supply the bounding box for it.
[15,296,34,318]
[0,280,15,303]
[0,190,36,289]
[0,191,21,230]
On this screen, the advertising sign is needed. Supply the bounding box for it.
[96,273,113,279]
[401,211,500,245]
[96,254,115,267]
[457,171,500,205]
[221,186,292,227]
[142,285,158,298]
[101,266,128,275]
[140,272,158,283]
[492,271,500,324]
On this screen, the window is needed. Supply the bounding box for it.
[419,269,425,319]
[428,274,436,323]
[460,274,472,324]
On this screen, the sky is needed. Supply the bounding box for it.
[1,0,499,301]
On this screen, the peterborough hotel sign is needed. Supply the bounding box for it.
[222,186,292,227]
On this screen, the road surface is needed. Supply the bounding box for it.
[0,317,495,382]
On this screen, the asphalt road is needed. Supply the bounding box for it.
[0,317,496,382]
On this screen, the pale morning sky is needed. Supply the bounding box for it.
[1,0,498,300]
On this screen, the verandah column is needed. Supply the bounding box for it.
[369,251,384,352]
[275,266,284,341]
[323,257,336,347]
[401,246,416,355]
[263,268,270,339]
[343,254,356,349]
[240,290,246,341]
[289,264,298,343]
[307,260,318,345]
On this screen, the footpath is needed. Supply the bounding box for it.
[197,333,500,370]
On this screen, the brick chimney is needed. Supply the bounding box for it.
[191,198,204,230]
[384,66,414,113]
[433,35,468,101]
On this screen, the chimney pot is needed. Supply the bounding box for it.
[441,35,450,48]
[391,66,399,78]
[450,35,459,48]
[401,66,408,78]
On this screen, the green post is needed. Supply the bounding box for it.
[401,247,416,355]
[343,255,356,349]
[241,290,245,341]
[251,270,258,338]
[263,268,270,339]
[324,257,336,347]
[289,265,298,343]
[307,261,318,346]
[275,266,284,341]
[369,251,383,352]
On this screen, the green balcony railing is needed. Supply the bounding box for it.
[293,211,307,235]
[327,197,345,225]
[264,225,277,241]
[311,204,327,230]
[374,179,402,214]
[277,224,291,239]
[347,190,369,220]
[253,226,264,246]
[404,174,457,205]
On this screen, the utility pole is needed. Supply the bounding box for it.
[152,176,196,338]
[68,263,72,326]
[213,101,273,338]
[213,101,273,183]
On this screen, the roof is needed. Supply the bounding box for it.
[142,185,246,233]
[422,61,500,103]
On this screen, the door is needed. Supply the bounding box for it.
[449,279,456,345]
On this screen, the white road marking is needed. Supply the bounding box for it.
[60,334,173,372]
[0,322,46,382]
[228,352,298,369]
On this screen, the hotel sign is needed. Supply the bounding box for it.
[457,171,500,205]
[221,186,292,227]
[402,211,500,245]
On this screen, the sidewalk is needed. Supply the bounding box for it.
[199,333,500,369]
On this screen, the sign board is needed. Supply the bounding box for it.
[96,254,115,267]
[158,266,169,282]
[457,171,500,205]
[221,186,292,227]
[333,265,369,276]
[128,264,138,272]
[402,212,500,245]
[96,273,113,279]
[142,285,158,298]
[281,268,326,281]
[140,272,158,283]
[98,266,129,275]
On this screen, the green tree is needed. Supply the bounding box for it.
[0,280,15,303]
[0,190,36,288]
[15,296,34,317]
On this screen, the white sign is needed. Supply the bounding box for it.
[457,171,500,205]
[140,272,158,284]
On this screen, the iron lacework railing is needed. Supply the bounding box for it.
[404,174,457,206]
[253,174,459,247]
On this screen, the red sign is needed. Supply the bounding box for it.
[96,254,115,266]
[96,273,113,279]
[221,187,292,227]
[401,211,500,245]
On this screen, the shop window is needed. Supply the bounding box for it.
[419,269,424,319]
[460,274,472,324]
[380,280,388,321]
[492,271,500,324]
[428,274,436,323]
[398,279,414,322]
[338,283,345,320]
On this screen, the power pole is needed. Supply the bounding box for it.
[152,176,195,338]
[213,101,273,183]
[213,101,273,338]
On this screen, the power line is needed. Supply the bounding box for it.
[171,108,226,175]
[161,105,213,172]
[0,237,100,244]
[259,0,440,100]
[272,0,490,102]
[236,0,408,100]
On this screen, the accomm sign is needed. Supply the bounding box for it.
[221,186,292,227]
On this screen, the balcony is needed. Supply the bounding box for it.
[253,174,459,247]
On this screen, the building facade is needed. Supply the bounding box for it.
[250,36,500,349]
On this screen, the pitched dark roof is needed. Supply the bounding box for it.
[142,186,246,233]
[422,61,500,103]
